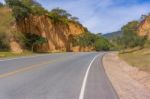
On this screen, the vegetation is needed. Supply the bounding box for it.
[119,47,150,72]
[24,33,47,52]
[1,0,114,53]
[114,21,148,50]
[95,37,113,51]
[116,18,150,72]
[48,8,79,24]
[72,32,113,51]
[5,0,47,20]
[0,51,34,58]
[0,33,9,50]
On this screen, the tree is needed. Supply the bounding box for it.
[115,21,148,49]
[94,37,111,51]
[72,32,113,51]
[5,0,46,20]
[22,0,47,15]
[0,33,9,50]
[51,8,71,19]
[121,21,139,33]
[5,0,31,20]
[24,33,47,52]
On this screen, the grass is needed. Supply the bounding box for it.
[0,51,35,58]
[119,47,150,72]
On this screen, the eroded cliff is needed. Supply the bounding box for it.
[138,16,150,38]
[16,15,87,52]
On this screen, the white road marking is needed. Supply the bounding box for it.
[79,54,100,99]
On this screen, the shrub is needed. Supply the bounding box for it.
[72,32,113,51]
[114,21,148,49]
[95,37,112,51]
[0,33,9,50]
[24,33,47,52]
[5,0,47,20]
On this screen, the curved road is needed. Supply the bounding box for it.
[0,52,118,99]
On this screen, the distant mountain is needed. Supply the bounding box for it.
[102,31,123,39]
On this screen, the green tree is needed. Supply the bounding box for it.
[5,0,47,20]
[0,33,9,50]
[5,0,31,20]
[22,0,47,15]
[72,32,113,51]
[121,21,139,34]
[51,8,71,19]
[115,21,148,49]
[48,8,72,24]
[24,33,47,52]
[94,38,111,51]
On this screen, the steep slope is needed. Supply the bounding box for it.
[138,16,150,38]
[16,15,87,52]
[102,31,122,40]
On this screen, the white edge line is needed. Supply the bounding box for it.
[79,54,100,99]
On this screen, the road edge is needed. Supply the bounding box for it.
[101,52,120,99]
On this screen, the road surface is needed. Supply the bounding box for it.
[0,52,118,99]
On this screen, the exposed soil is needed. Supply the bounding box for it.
[103,52,150,99]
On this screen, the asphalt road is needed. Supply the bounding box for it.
[0,52,119,99]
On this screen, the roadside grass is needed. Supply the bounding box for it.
[0,50,64,59]
[0,51,35,58]
[119,47,150,72]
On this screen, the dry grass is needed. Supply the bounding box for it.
[0,51,34,58]
[119,47,150,72]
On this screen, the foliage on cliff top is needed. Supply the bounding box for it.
[48,8,80,26]
[5,0,47,20]
[5,0,80,24]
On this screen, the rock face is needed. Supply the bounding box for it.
[16,15,87,52]
[138,16,150,38]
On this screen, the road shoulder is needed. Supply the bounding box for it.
[103,52,150,99]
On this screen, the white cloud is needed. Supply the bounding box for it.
[1,0,150,34]
[37,0,150,33]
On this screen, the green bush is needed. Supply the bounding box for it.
[95,37,112,51]
[114,21,148,49]
[0,33,9,50]
[72,32,97,47]
[48,8,80,25]
[5,0,47,20]
[24,33,47,52]
[72,32,113,51]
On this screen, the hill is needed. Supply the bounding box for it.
[102,31,122,39]
[0,0,113,53]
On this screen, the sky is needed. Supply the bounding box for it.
[1,0,150,34]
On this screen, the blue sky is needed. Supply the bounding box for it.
[1,0,150,34]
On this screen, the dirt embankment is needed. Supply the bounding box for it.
[103,52,150,99]
[17,15,88,52]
